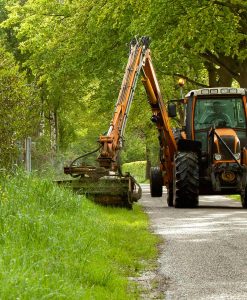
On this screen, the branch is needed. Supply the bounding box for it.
[200,50,240,79]
[173,73,209,88]
[212,0,247,11]
[157,68,209,87]
[0,59,9,69]
[42,13,71,18]
[212,0,247,31]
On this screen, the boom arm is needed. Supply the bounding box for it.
[141,50,177,185]
[98,37,177,185]
[97,37,149,169]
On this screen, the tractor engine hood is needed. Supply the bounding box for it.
[212,128,241,162]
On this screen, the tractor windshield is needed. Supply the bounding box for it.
[194,97,246,129]
[194,97,246,151]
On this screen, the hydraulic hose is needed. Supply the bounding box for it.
[68,145,102,178]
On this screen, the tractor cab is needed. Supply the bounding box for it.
[190,88,247,153]
[183,87,247,195]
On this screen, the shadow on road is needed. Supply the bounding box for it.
[197,205,242,210]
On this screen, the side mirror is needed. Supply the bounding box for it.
[168,103,177,118]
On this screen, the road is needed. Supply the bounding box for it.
[140,184,247,300]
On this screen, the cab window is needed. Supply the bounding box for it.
[193,97,246,151]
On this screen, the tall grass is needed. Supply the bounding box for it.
[0,171,157,299]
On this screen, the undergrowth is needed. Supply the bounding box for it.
[0,170,157,299]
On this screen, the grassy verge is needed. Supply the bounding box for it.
[229,195,240,201]
[0,171,158,299]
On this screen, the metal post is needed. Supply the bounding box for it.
[178,78,186,123]
[25,137,32,173]
[178,78,185,99]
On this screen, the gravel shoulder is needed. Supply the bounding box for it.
[140,184,247,300]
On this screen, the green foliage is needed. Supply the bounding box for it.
[136,0,247,86]
[122,161,147,183]
[1,0,246,170]
[0,45,39,168]
[120,86,161,166]
[0,171,158,298]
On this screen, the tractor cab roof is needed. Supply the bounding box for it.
[185,87,247,98]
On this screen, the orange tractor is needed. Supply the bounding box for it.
[61,37,247,208]
[151,87,247,208]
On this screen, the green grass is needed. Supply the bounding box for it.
[122,161,147,183]
[0,171,158,299]
[230,194,240,201]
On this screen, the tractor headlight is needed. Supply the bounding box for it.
[214,153,222,161]
[233,153,241,160]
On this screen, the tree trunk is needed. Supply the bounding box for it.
[204,62,233,87]
[50,110,58,154]
[217,67,233,86]
[39,109,45,137]
[238,60,247,87]
[204,62,218,87]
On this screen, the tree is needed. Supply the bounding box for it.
[0,45,39,168]
[2,0,125,154]
[2,0,246,173]
[136,0,247,87]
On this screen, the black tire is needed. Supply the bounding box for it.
[150,167,163,197]
[173,151,199,208]
[167,183,174,207]
[241,191,247,208]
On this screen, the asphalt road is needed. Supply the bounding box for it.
[140,184,247,300]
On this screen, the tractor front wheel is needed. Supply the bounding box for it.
[150,167,163,197]
[173,151,199,208]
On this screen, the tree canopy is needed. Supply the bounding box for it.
[0,44,38,168]
[0,0,246,169]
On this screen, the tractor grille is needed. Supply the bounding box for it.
[218,135,235,160]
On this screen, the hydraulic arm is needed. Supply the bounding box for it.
[141,49,177,185]
[97,37,149,170]
[61,36,177,207]
[98,36,177,186]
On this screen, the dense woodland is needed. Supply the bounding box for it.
[0,0,247,172]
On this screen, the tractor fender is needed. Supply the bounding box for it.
[177,139,202,154]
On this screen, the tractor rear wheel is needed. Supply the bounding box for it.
[241,191,247,208]
[173,151,199,208]
[150,167,163,197]
[167,183,174,207]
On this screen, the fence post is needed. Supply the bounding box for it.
[25,137,32,173]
